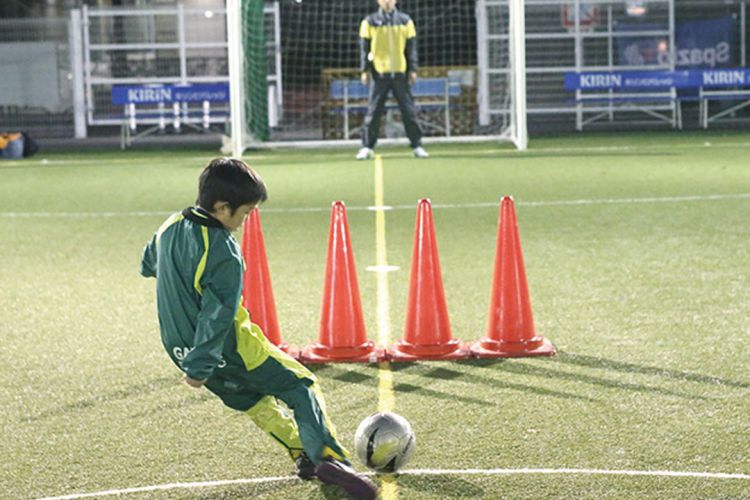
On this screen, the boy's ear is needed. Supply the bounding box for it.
[212,201,230,214]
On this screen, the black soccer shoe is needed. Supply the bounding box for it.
[314,459,378,500]
[295,453,316,481]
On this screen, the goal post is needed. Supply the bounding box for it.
[508,0,528,150]
[227,0,527,155]
[227,0,269,157]
[227,0,244,158]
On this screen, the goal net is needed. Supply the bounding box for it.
[227,0,526,155]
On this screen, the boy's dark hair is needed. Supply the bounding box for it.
[197,157,268,213]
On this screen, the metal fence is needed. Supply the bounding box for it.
[83,5,229,127]
[1,0,748,141]
[523,0,749,131]
[0,17,73,138]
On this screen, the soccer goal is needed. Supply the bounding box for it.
[226,0,527,156]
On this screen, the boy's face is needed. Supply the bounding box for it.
[378,0,397,12]
[212,202,256,231]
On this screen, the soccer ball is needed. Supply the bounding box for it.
[354,411,416,473]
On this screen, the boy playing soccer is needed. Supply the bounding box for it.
[140,158,377,499]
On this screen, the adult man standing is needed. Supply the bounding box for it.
[356,0,429,160]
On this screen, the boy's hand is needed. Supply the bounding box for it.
[184,375,207,388]
[361,72,369,86]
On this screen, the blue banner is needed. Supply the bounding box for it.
[616,16,735,68]
[564,68,750,91]
[675,17,734,68]
[112,83,229,105]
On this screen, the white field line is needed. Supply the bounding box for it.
[0,136,748,168]
[0,156,218,167]
[2,138,750,168]
[35,476,296,500]
[492,141,750,154]
[366,265,401,273]
[2,193,749,219]
[0,211,175,218]
[402,468,750,479]
[35,467,750,499]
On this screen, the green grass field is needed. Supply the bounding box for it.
[2,132,749,499]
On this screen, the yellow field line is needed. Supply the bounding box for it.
[374,155,397,499]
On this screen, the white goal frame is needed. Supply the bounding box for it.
[227,0,528,156]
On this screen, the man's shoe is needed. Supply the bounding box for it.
[413,146,429,158]
[295,453,316,481]
[315,459,378,500]
[356,147,374,160]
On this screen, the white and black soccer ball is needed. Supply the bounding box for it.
[354,412,415,473]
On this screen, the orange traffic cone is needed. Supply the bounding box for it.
[300,202,384,363]
[387,199,470,362]
[470,196,556,358]
[241,208,293,354]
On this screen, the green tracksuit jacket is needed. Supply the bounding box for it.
[140,206,309,388]
[140,206,249,380]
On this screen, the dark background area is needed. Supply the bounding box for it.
[279,0,477,85]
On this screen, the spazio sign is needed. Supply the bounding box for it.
[616,16,736,69]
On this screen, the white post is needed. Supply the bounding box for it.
[158,102,166,130]
[475,0,490,126]
[343,82,349,140]
[81,5,95,129]
[203,100,211,129]
[178,4,188,85]
[272,0,283,114]
[173,102,181,131]
[668,0,677,128]
[69,9,87,138]
[227,0,245,158]
[128,103,136,131]
[267,85,278,128]
[508,0,527,150]
[444,81,451,137]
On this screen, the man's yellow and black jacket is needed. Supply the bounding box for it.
[359,7,418,75]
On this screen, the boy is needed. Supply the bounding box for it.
[140,158,377,499]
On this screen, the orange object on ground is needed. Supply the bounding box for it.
[241,208,295,355]
[388,199,470,362]
[300,202,384,363]
[470,196,556,358]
